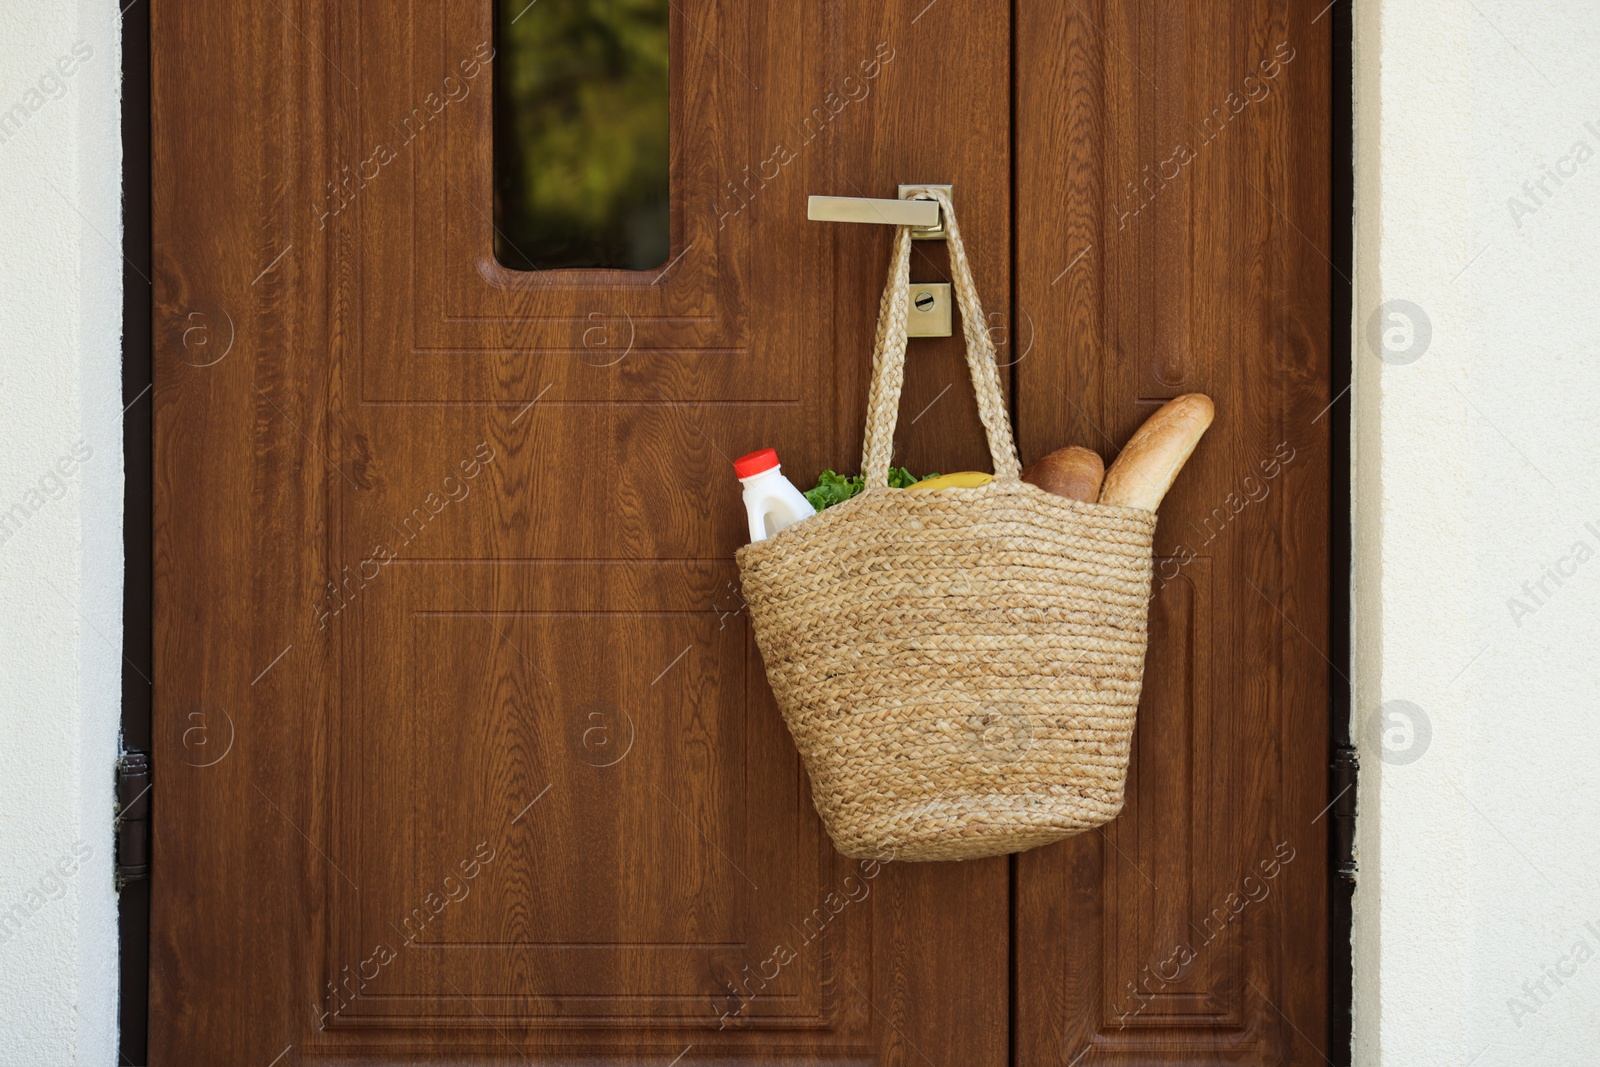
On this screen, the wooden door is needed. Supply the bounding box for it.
[150,0,1332,1064]
[151,0,1011,1062]
[1012,2,1332,1064]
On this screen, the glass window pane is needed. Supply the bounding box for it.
[494,0,671,272]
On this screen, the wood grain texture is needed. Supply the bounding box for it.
[1013,0,1332,1063]
[152,0,1009,1062]
[153,0,1331,1059]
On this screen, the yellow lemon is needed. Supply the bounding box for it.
[905,471,994,492]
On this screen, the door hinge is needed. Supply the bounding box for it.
[116,750,151,886]
[1330,744,1358,884]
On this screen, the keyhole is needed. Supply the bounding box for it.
[914,291,936,312]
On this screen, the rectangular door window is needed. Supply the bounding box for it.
[494,0,670,271]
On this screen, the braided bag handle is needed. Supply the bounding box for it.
[859,187,1022,488]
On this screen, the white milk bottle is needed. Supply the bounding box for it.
[734,448,816,543]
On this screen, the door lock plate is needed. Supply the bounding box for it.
[906,283,952,337]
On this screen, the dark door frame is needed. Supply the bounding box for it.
[120,0,153,1061]
[1328,0,1357,1058]
[118,4,1356,1062]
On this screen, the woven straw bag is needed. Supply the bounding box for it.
[737,189,1157,862]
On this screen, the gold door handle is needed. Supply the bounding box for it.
[806,185,952,240]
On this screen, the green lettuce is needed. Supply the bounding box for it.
[803,467,934,511]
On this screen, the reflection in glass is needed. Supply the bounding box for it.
[494,0,670,271]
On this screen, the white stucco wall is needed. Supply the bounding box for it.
[1353,1,1600,1065]
[0,1,123,1064]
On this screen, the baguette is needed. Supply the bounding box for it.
[1098,394,1214,512]
[1021,446,1104,503]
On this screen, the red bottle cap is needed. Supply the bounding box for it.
[733,448,780,479]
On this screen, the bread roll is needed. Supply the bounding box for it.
[1098,394,1214,512]
[1021,446,1104,502]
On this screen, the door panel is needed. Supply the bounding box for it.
[1014,1,1330,1063]
[152,0,1008,1062]
[151,0,1331,1062]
